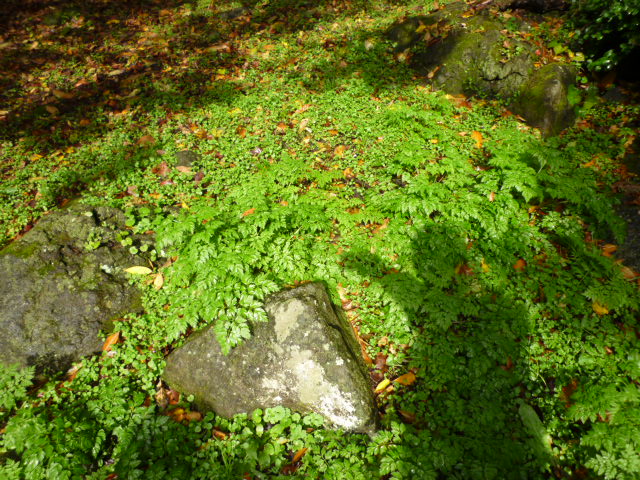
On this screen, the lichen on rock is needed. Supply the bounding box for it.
[162,282,377,434]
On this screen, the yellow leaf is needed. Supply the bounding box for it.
[153,273,164,290]
[471,130,483,148]
[124,266,153,275]
[374,378,391,393]
[481,258,490,273]
[592,302,609,316]
[394,372,417,386]
[334,145,347,157]
[45,105,59,115]
[415,23,427,33]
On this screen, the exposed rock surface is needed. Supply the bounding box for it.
[0,202,150,371]
[389,1,576,136]
[163,282,377,433]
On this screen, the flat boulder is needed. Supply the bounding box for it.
[163,282,377,434]
[0,203,150,371]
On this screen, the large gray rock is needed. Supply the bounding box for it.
[0,203,150,371]
[163,283,377,433]
[390,1,576,136]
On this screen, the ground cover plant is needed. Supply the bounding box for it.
[1,0,639,478]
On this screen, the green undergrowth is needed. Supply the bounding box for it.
[1,0,639,479]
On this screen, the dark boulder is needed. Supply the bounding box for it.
[0,203,150,371]
[163,283,377,434]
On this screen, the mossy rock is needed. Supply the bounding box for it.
[512,63,577,137]
[389,1,575,135]
[163,283,377,434]
[0,202,151,372]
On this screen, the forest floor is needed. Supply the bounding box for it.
[1,1,640,479]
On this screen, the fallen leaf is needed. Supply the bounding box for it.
[237,126,247,138]
[621,265,638,280]
[471,131,483,148]
[213,429,228,440]
[481,258,490,272]
[275,122,288,135]
[513,259,526,271]
[124,266,153,275]
[176,166,192,173]
[294,104,311,115]
[292,447,308,463]
[394,371,416,386]
[592,301,609,316]
[66,364,82,382]
[489,191,496,202]
[152,162,170,177]
[375,378,391,393]
[398,410,416,423]
[137,135,156,146]
[52,89,74,100]
[185,411,202,422]
[242,208,256,217]
[334,145,347,157]
[102,331,120,351]
[45,105,59,115]
[601,244,617,257]
[153,273,164,290]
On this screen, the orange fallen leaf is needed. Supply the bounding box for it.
[275,122,288,135]
[292,447,308,463]
[102,331,120,352]
[213,429,228,440]
[242,207,256,217]
[45,105,59,115]
[394,371,416,386]
[455,262,474,276]
[237,126,247,138]
[489,191,496,202]
[592,301,609,316]
[513,259,527,271]
[343,167,354,178]
[601,244,617,257]
[471,131,483,148]
[184,411,202,422]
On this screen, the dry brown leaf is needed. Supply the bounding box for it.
[45,105,59,115]
[213,429,228,440]
[237,126,247,138]
[242,207,256,217]
[176,166,193,173]
[137,135,156,147]
[52,89,74,100]
[621,265,638,280]
[102,331,120,352]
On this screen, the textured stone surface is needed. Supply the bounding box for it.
[163,283,377,433]
[0,202,149,371]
